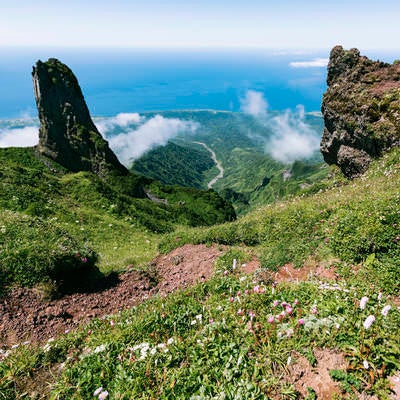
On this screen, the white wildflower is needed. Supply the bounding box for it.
[94,344,106,353]
[167,338,174,345]
[232,259,237,270]
[363,315,375,330]
[363,360,369,369]
[94,387,103,396]
[359,296,368,310]
[381,305,391,317]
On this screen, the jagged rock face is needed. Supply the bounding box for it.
[321,46,400,178]
[33,58,128,176]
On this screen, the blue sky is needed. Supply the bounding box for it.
[1,0,400,50]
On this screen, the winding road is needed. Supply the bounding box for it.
[193,141,224,189]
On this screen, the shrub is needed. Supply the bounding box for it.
[0,211,97,291]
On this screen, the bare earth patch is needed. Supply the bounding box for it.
[286,349,347,399]
[274,263,338,283]
[0,244,223,347]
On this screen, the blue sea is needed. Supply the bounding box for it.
[1,47,398,119]
[0,47,332,119]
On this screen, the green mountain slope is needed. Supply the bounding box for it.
[1,147,399,398]
[0,147,234,293]
[128,110,329,214]
[131,141,216,189]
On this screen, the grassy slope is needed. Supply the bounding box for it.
[1,148,399,398]
[0,147,234,291]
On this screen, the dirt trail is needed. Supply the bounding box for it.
[0,244,224,347]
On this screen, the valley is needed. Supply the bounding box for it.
[0,48,400,399]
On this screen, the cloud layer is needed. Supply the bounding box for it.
[240,90,268,117]
[0,126,38,148]
[266,105,320,163]
[105,114,199,166]
[95,112,143,133]
[289,58,329,68]
[240,91,320,163]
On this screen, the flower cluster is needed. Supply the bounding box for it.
[94,387,108,399]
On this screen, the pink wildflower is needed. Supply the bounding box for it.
[99,391,109,400]
[298,318,305,325]
[268,316,274,324]
[229,297,235,303]
[286,328,294,337]
[94,387,103,396]
[285,305,293,315]
[294,299,299,306]
[311,306,318,315]
[249,311,255,321]
[237,309,244,316]
[223,270,229,276]
[272,300,280,308]
[276,312,285,321]
[244,289,249,295]
[237,291,242,297]
[110,320,115,327]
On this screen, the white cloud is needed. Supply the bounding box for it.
[240,90,268,117]
[266,105,320,163]
[0,126,38,148]
[289,58,329,68]
[106,115,199,166]
[95,112,143,132]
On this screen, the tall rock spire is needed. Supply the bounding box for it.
[32,58,128,177]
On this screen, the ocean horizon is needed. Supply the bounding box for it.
[1,47,332,119]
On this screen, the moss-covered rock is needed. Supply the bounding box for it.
[32,58,128,177]
[321,46,400,178]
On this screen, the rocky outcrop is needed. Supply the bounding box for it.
[33,58,128,177]
[321,46,400,178]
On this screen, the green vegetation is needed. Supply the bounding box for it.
[129,111,328,214]
[160,147,400,294]
[1,262,399,398]
[0,147,234,293]
[131,142,216,189]
[0,123,399,398]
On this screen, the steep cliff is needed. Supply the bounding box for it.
[33,58,128,177]
[321,46,400,178]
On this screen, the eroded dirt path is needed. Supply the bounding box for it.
[0,244,224,347]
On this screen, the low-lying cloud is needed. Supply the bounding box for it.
[0,126,38,148]
[289,58,329,68]
[105,114,199,166]
[95,112,143,132]
[266,105,320,163]
[240,90,268,117]
[240,90,320,163]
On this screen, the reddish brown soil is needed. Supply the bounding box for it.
[285,349,347,399]
[273,262,338,283]
[0,244,223,348]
